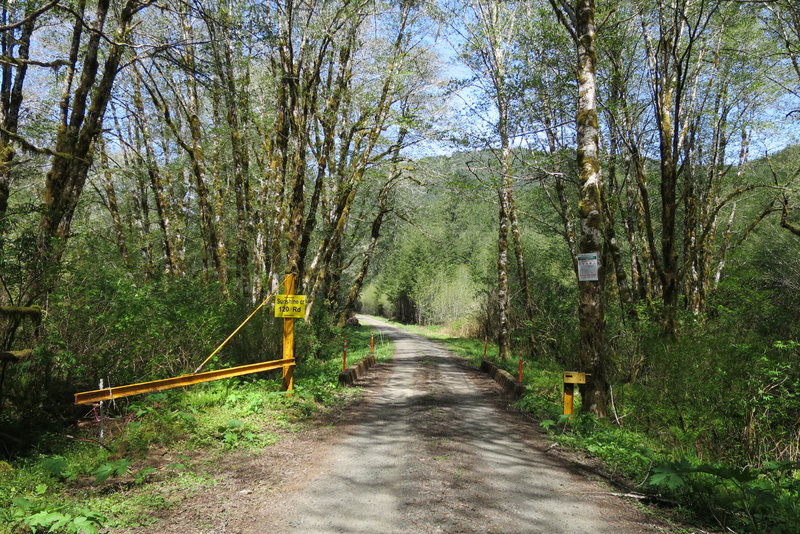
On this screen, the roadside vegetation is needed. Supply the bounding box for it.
[0,322,391,533]
[369,190,800,533]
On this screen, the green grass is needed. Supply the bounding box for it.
[0,322,393,533]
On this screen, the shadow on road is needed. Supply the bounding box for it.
[285,320,651,534]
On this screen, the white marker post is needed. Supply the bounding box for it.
[98,379,104,440]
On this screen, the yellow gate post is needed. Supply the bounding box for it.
[282,274,296,392]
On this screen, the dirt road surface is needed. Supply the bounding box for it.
[127,316,674,533]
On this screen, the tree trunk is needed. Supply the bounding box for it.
[658,89,679,337]
[181,12,227,288]
[602,118,635,320]
[131,67,180,276]
[508,187,539,351]
[98,142,129,267]
[0,3,38,243]
[573,0,608,417]
[497,182,512,360]
[337,203,389,327]
[205,8,252,297]
[131,162,154,279]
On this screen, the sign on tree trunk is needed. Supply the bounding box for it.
[577,252,600,282]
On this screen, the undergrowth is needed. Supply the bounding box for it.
[0,323,391,533]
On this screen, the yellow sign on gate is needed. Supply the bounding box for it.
[274,294,306,318]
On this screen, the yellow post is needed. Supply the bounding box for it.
[282,274,295,392]
[563,372,587,416]
[563,383,574,416]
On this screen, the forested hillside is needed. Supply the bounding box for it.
[0,0,799,531]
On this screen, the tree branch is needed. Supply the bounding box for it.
[0,126,89,162]
[0,0,60,32]
[548,0,578,42]
[0,56,70,69]
[781,197,800,237]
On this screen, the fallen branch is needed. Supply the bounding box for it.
[65,434,112,452]
[610,492,650,500]
[609,491,681,506]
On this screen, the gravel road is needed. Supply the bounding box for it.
[269,316,666,534]
[117,316,678,534]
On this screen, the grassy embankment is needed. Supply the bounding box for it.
[0,324,391,533]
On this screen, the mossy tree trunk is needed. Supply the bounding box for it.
[551,0,609,417]
[574,0,608,418]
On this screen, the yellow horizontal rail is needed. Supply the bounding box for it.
[74,358,295,405]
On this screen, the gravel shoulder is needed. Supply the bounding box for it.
[119,316,680,533]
